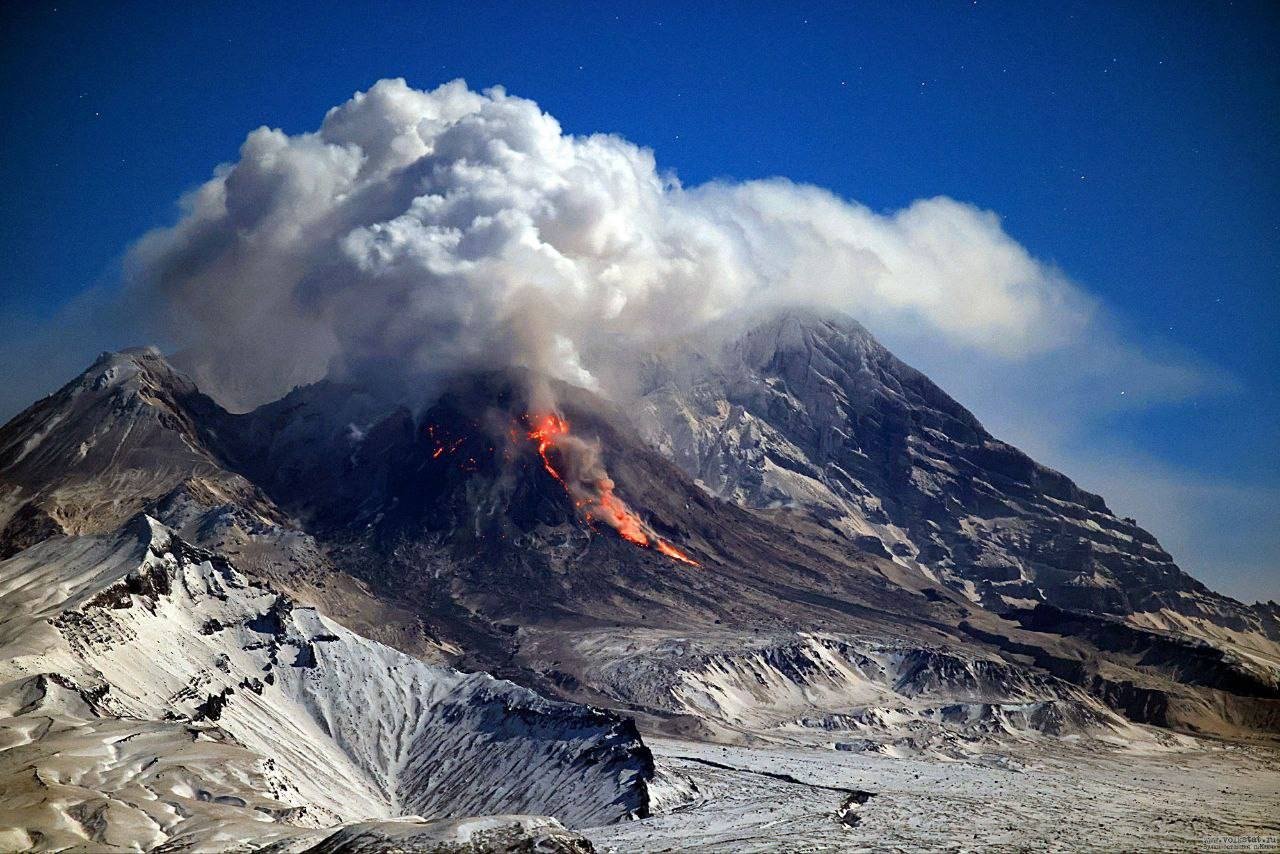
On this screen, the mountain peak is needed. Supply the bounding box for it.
[740,304,874,336]
[717,306,988,445]
[93,344,166,364]
[0,347,265,542]
[633,304,1280,652]
[75,346,194,398]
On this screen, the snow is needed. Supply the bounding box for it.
[0,518,651,850]
[571,628,1162,757]
[585,737,1280,852]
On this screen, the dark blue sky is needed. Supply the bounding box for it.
[1,1,1277,596]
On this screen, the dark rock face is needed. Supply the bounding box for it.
[194,687,234,721]
[248,596,295,636]
[632,309,1277,640]
[0,501,62,559]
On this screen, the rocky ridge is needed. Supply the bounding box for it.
[630,309,1280,652]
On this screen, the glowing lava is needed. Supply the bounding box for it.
[654,538,700,567]
[526,412,699,566]
[426,424,466,460]
[596,485,650,546]
[528,413,571,484]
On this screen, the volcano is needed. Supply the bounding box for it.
[1,309,1278,850]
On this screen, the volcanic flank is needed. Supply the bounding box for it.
[5,336,1277,735]
[527,412,700,566]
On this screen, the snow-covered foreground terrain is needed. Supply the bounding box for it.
[5,522,1275,853]
[0,519,649,850]
[587,737,1280,853]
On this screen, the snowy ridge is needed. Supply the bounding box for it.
[0,518,651,850]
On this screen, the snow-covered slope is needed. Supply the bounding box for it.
[0,517,651,850]
[555,628,1171,759]
[0,674,312,852]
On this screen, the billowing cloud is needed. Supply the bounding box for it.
[124,78,1098,409]
[1,76,1264,599]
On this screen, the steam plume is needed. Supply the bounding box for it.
[125,78,1094,410]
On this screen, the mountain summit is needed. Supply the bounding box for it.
[634,309,1278,641]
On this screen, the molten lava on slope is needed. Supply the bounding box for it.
[526,413,699,566]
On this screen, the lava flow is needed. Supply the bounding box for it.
[526,413,699,566]
[528,413,571,485]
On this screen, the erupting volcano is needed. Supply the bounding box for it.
[527,413,699,566]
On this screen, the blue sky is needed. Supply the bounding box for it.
[1,1,1276,599]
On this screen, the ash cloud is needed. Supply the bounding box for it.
[124,78,1097,410]
[1,77,1264,598]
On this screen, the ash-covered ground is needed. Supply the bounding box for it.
[588,737,1280,853]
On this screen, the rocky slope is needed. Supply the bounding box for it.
[630,308,1280,653]
[1,340,1276,743]
[2,315,1279,850]
[550,628,1177,760]
[0,348,274,547]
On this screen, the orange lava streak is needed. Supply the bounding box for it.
[597,484,650,546]
[655,539,700,567]
[528,413,570,485]
[526,412,698,567]
[426,425,467,460]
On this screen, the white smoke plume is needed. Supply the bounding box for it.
[125,78,1096,410]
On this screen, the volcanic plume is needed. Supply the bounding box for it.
[526,413,699,566]
[112,77,1102,420]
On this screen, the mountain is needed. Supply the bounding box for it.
[0,348,275,546]
[1,308,1278,849]
[631,308,1280,649]
[4,322,1275,733]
